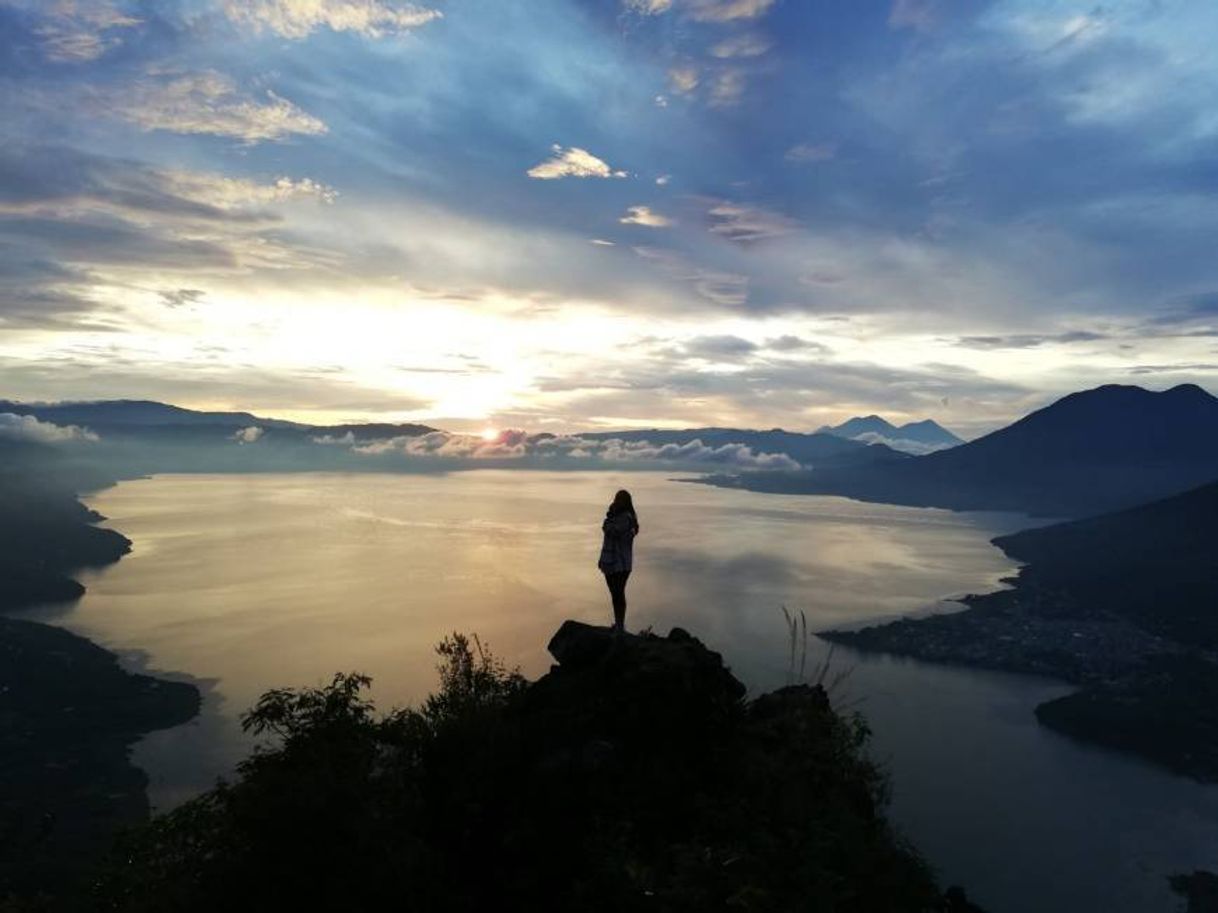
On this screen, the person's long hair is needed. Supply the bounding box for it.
[607,489,638,529]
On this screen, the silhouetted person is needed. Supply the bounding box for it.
[598,489,639,632]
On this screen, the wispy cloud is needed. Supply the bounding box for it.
[686,0,776,22]
[632,246,748,307]
[526,145,627,180]
[620,205,673,228]
[0,146,335,221]
[224,0,441,39]
[0,144,341,332]
[629,0,776,23]
[101,70,327,143]
[19,0,141,62]
[705,200,799,244]
[888,0,940,33]
[708,69,747,107]
[954,331,1107,350]
[785,142,837,163]
[709,33,772,59]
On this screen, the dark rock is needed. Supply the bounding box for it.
[1171,871,1218,913]
[546,619,619,667]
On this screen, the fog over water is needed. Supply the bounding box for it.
[25,471,1218,913]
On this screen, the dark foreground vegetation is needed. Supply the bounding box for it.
[93,623,983,913]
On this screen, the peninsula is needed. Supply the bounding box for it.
[823,479,1218,782]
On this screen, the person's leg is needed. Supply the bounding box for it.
[603,571,621,628]
[612,571,630,631]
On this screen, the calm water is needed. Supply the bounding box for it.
[23,471,1218,912]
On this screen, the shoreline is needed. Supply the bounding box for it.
[821,576,1218,783]
[0,470,202,905]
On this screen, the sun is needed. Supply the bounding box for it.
[479,427,499,442]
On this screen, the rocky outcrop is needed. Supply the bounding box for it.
[94,622,984,912]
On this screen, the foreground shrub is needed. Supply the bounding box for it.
[95,626,966,912]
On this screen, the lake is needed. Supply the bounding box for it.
[24,470,1218,912]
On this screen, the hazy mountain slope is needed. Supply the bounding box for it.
[0,399,299,429]
[0,399,436,439]
[727,384,1218,517]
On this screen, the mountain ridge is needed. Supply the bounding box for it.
[818,414,962,444]
[713,383,1218,517]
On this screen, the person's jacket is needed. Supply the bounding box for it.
[598,511,638,573]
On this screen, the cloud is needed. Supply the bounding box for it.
[1147,292,1218,328]
[668,67,700,94]
[888,0,940,33]
[526,145,627,180]
[16,0,141,63]
[224,0,441,39]
[681,334,758,360]
[529,344,1028,435]
[312,431,357,445]
[624,0,672,13]
[785,142,837,163]
[628,0,779,19]
[590,436,799,469]
[101,70,327,143]
[632,0,776,22]
[161,173,339,208]
[0,146,336,222]
[159,288,206,308]
[705,200,799,244]
[685,0,776,22]
[954,331,1107,350]
[620,205,673,228]
[1127,363,1218,376]
[346,428,800,469]
[708,69,747,107]
[232,426,265,444]
[631,246,749,307]
[709,33,772,59]
[851,431,953,456]
[0,412,98,444]
[765,335,831,354]
[0,144,344,332]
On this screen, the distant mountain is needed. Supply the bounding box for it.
[717,384,1218,517]
[578,427,911,469]
[816,415,963,454]
[0,399,300,430]
[0,399,436,439]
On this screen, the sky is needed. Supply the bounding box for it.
[1,0,1217,437]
